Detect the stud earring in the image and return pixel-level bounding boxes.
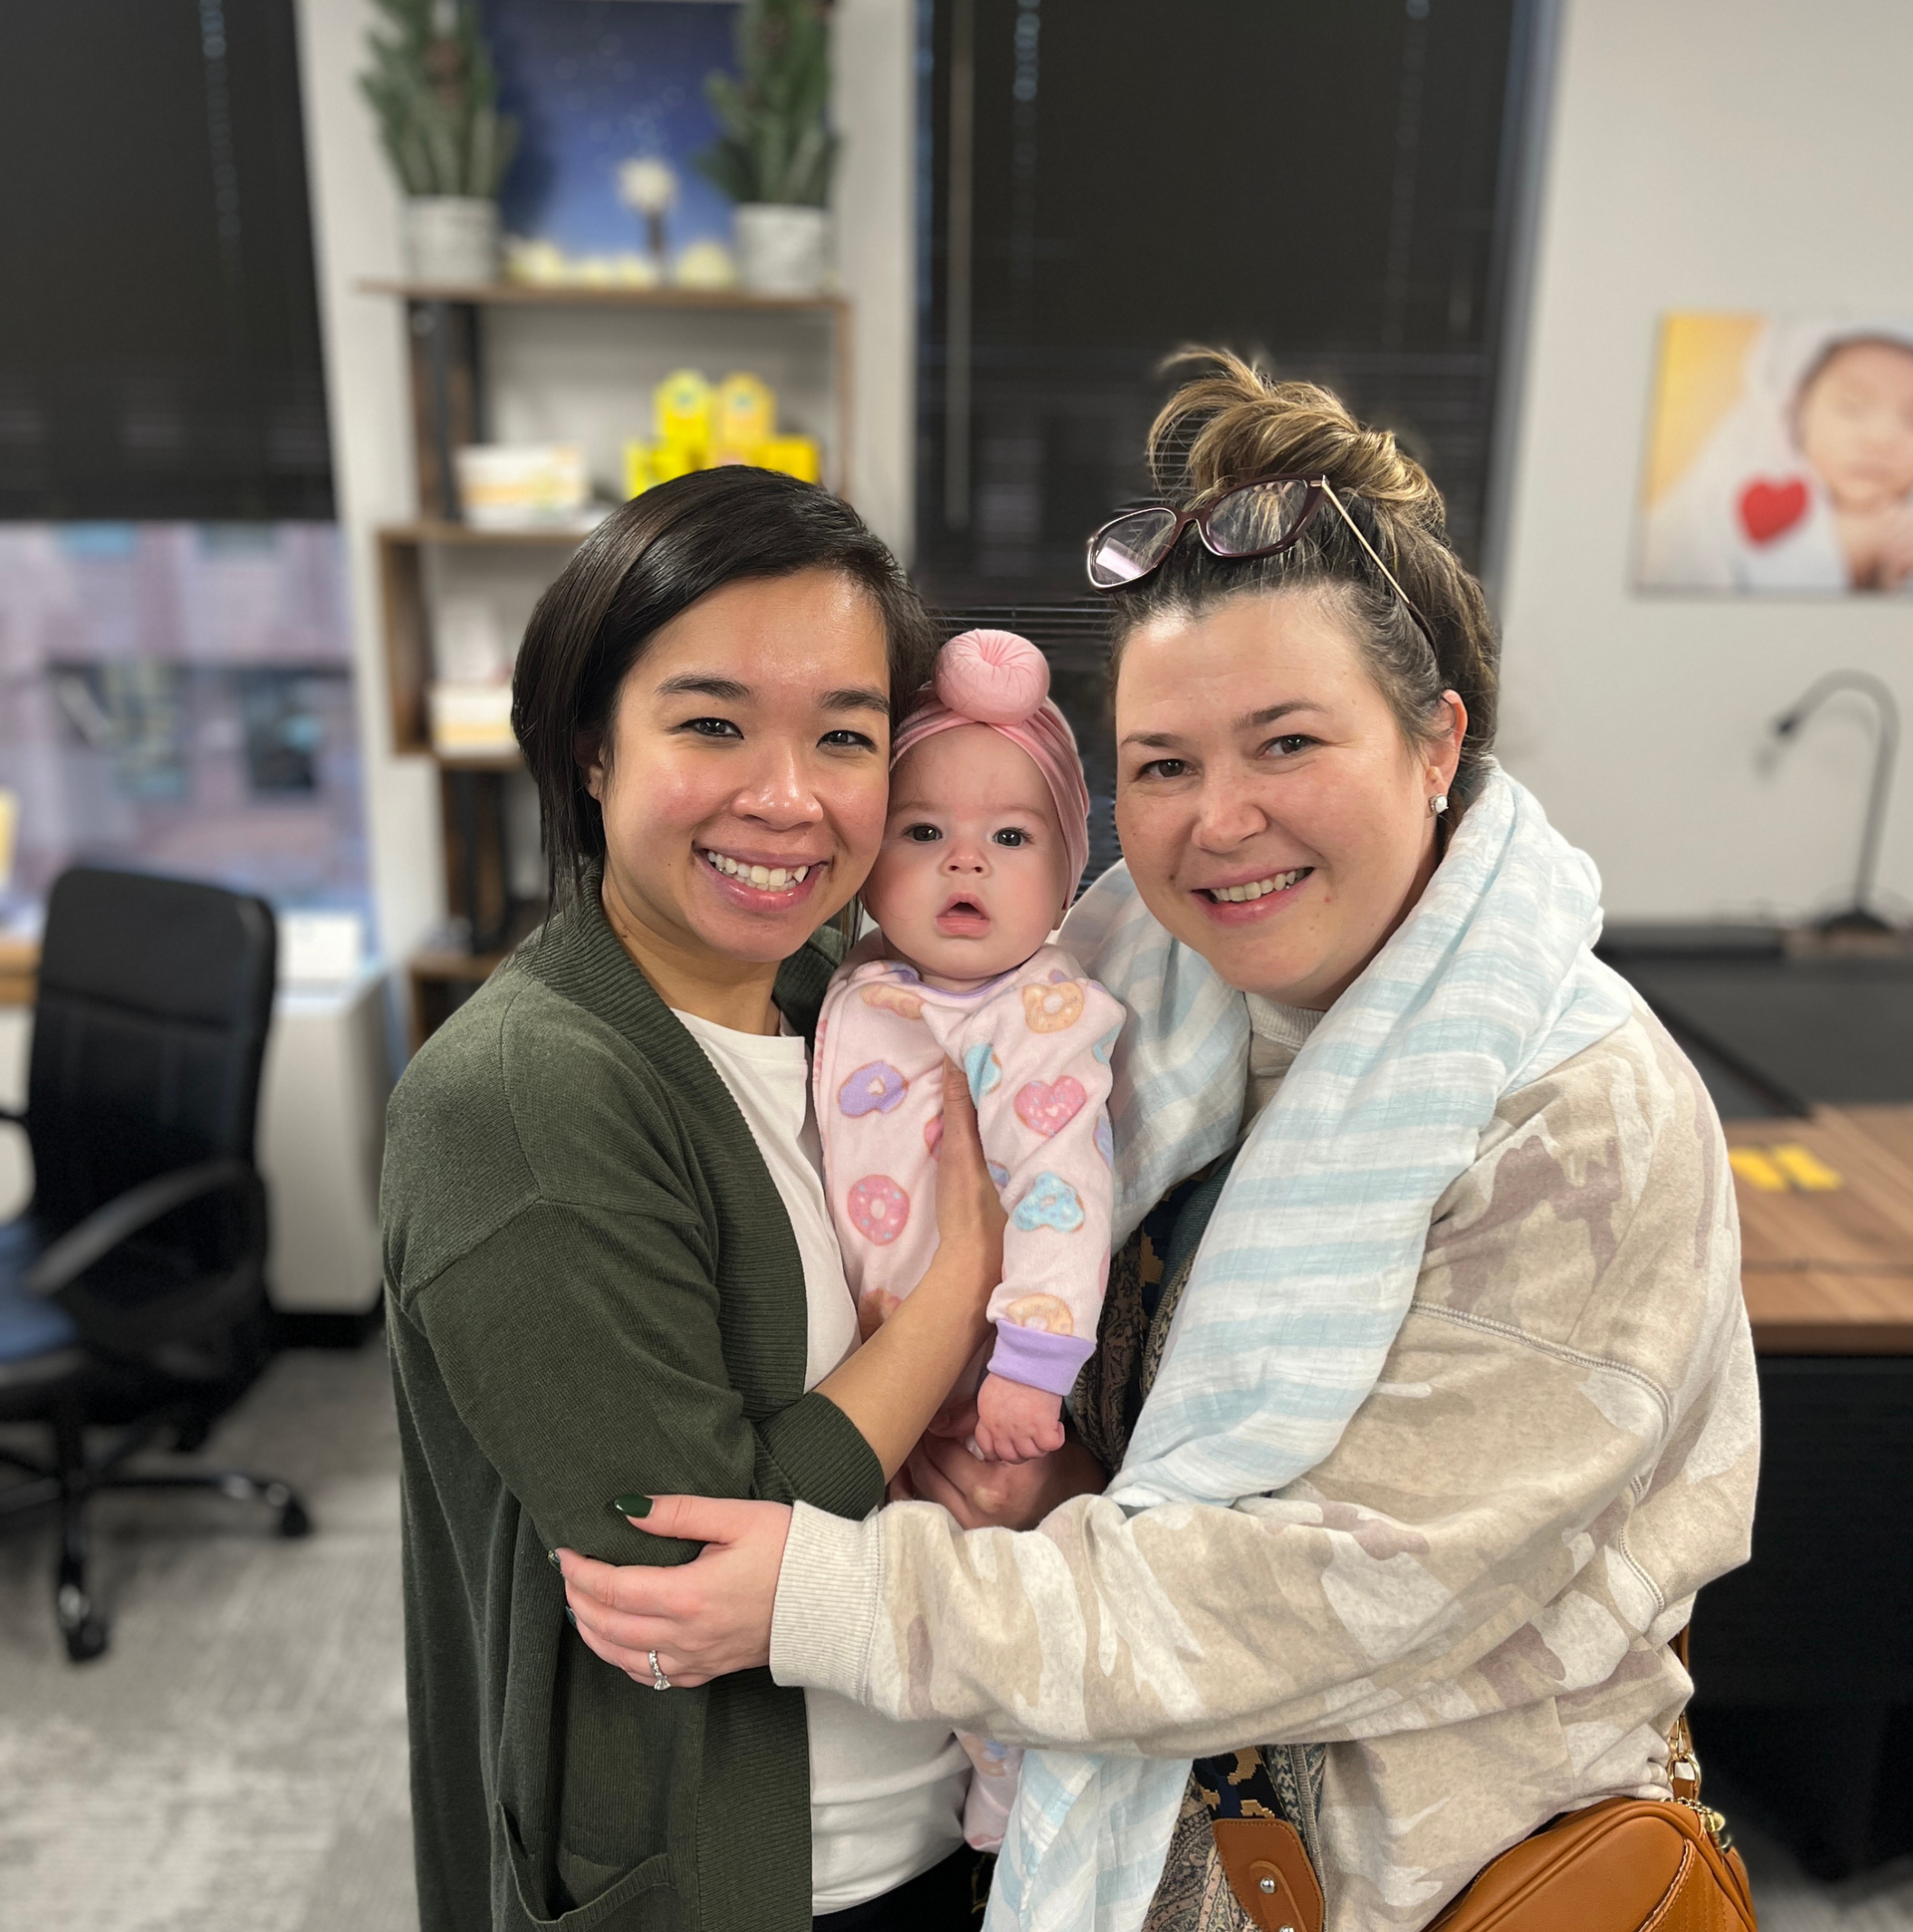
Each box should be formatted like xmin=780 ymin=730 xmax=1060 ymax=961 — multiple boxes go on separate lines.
xmin=1429 ymin=793 xmax=1449 ymax=817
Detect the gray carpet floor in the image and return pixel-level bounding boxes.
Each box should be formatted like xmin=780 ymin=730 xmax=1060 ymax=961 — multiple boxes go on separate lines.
xmin=1 ymin=1338 xmax=1907 ymax=1932
xmin=0 ymin=1339 xmax=413 ymax=1932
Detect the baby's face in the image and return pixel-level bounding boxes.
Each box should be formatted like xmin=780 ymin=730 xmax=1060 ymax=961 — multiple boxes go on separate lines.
xmin=862 ymin=725 xmax=1070 ymax=987
xmin=1797 ymin=341 xmax=1913 ymax=513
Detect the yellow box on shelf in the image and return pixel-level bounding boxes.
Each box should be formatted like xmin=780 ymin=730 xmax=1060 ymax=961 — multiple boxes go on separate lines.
xmin=428 ymin=682 xmax=517 ymax=757
xmin=712 ymin=372 xmax=776 ymax=462
xmin=624 ymin=368 xmax=819 ymax=494
xmin=757 ymin=434 xmax=820 ymax=482
xmin=654 ymin=369 xmax=712 ymax=462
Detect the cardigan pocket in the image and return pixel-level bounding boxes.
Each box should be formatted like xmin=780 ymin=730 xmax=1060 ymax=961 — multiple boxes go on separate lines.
xmin=498 ymin=1800 xmax=682 ymax=1930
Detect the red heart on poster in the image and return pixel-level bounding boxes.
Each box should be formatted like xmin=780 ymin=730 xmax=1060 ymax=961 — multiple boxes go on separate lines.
xmin=1738 ymin=475 xmax=1809 ymax=546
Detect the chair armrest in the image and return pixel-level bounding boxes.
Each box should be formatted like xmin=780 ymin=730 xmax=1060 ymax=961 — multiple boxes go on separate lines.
xmin=23 ymin=1158 xmax=261 ymax=1299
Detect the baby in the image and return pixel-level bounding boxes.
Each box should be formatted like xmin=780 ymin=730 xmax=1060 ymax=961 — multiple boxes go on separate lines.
xmin=817 ymin=631 xmax=1122 ymax=1461
xmin=813 ymin=630 xmax=1122 ymax=1850
xmin=1792 ymin=335 xmax=1913 ymax=592
xmin=815 ymin=629 xmax=1121 ymax=1463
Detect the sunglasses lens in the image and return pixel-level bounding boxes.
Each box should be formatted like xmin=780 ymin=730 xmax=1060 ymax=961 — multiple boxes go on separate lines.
xmin=1087 ymin=508 xmax=1179 ymax=588
xmin=1206 ymin=479 xmax=1314 ymax=557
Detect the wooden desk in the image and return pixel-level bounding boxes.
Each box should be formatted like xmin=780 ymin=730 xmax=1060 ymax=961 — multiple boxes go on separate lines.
xmin=0 ymin=937 xmax=36 ymax=1008
xmin=1726 ymin=1106 xmax=1913 ymax=1352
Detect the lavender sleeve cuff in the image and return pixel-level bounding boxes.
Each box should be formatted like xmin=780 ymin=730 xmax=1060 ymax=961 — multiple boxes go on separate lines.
xmin=988 ymin=1322 xmax=1096 ymax=1396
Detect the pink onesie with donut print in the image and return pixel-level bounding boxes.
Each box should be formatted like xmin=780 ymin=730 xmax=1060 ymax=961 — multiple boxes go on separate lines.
xmin=812 ymin=630 xmax=1123 ymax=1858
xmin=815 ymin=943 xmax=1121 ymax=1391
xmin=814 ymin=629 xmax=1122 ymax=1431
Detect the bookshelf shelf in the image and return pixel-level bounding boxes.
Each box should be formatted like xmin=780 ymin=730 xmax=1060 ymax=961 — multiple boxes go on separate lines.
xmin=362 ymin=282 xmax=854 ymax=1044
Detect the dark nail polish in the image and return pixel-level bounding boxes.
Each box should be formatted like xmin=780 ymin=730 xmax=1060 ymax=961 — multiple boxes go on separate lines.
xmin=547 ymin=1548 xmax=561 ymax=1571
xmin=611 ymin=1494 xmax=653 ymax=1518
xmin=565 ymin=1608 xmax=577 ymax=1629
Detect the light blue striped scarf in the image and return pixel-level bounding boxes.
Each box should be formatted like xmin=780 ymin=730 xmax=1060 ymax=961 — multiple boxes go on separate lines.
xmin=987 ymin=766 xmax=1636 ymax=1931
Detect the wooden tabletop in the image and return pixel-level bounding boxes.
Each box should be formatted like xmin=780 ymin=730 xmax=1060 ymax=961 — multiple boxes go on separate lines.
xmin=1726 ymin=1106 xmax=1913 ymax=1352
xmin=0 ymin=937 xmax=36 ymax=1008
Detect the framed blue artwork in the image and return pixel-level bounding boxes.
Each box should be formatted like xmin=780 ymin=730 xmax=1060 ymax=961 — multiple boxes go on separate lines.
xmin=488 ymin=0 xmax=742 ymax=284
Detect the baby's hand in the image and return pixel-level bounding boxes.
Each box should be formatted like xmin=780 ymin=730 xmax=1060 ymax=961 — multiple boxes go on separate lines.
xmin=1880 ymin=501 xmax=1913 ymax=593
xmin=973 ymin=1372 xmax=1066 ymax=1464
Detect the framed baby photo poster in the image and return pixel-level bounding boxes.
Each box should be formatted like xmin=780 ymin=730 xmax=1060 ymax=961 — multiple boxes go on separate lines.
xmin=1636 ymin=312 xmax=1913 ymax=595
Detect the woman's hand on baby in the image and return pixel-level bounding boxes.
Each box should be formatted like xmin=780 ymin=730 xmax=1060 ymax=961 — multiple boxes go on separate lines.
xmin=934 ymin=1058 xmax=1006 ymax=1302
xmin=972 ymin=1371 xmax=1066 ymax=1463
xmin=555 ymin=1496 xmax=792 ymax=1688
xmin=908 ymin=1398 xmax=1108 ymax=1529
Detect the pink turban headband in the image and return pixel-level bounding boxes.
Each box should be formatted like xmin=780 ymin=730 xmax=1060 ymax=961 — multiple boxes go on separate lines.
xmin=891 ymin=629 xmax=1092 ymax=898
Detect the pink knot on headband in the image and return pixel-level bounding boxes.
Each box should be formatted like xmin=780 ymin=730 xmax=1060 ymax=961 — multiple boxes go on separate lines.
xmin=892 ymin=629 xmax=1093 ymax=900
xmin=935 ymin=627 xmax=1053 ymax=723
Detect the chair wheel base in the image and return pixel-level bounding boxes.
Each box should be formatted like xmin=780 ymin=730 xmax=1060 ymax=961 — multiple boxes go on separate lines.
xmin=278 ymin=1497 xmax=312 ymax=1538
xmin=63 ymin=1616 xmax=109 ymax=1663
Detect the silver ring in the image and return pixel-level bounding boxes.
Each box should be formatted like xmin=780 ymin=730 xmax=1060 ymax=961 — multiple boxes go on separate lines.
xmin=648 ymin=1648 xmax=671 ymax=1692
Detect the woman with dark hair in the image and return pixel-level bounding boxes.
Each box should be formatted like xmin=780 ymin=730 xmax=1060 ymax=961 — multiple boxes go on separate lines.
xmin=382 ymin=468 xmax=1006 ymax=1932
xmin=556 ymin=361 xmax=1759 ymax=1932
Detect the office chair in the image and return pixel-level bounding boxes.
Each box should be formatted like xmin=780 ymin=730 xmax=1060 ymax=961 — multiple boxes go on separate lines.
xmin=0 ymin=868 xmax=310 ymax=1662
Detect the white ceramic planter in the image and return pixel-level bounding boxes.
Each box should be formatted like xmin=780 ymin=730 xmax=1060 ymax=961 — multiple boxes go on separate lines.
xmin=733 ymin=203 xmax=828 ymax=297
xmin=405 ymin=196 xmax=500 ymax=284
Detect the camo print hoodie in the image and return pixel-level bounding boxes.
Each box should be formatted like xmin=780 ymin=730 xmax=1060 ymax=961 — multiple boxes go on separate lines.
xmin=768 ymin=1003 xmax=1760 ymax=1930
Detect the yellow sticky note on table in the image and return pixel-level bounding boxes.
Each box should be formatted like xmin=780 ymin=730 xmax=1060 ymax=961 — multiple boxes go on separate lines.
xmin=1768 ymin=1144 xmax=1843 ymax=1192
xmin=1728 ymin=1148 xmax=1788 ymax=1194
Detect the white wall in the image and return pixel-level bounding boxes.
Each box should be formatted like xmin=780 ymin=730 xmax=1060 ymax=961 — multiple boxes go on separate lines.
xmin=292 ymin=1 xmax=916 ymax=965
xmin=1496 ymin=0 xmax=1913 ymax=923
xmin=833 ymin=0 xmax=917 ymax=559
xmin=294 ymin=0 xmax=443 ymax=967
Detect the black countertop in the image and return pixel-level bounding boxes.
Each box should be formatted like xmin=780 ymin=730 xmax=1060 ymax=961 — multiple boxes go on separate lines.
xmin=1597 ymin=928 xmax=1913 ymax=1117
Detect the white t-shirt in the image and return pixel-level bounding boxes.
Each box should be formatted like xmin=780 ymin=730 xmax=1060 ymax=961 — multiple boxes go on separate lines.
xmin=673 ymin=1007 xmax=969 ymax=1914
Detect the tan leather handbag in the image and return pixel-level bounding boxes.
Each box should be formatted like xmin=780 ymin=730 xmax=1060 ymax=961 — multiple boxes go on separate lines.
xmin=1214 ymin=1632 xmax=1757 ymax=1932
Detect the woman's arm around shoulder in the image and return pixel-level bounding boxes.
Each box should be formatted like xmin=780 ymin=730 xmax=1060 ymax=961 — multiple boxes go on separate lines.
xmin=765 ymin=1006 xmax=1760 ymax=1755
xmin=384 ymin=971 xmax=881 ymax=1569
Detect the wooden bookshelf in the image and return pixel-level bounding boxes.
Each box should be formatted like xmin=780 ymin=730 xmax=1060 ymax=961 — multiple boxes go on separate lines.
xmin=380 ymin=518 xmax=597 ymax=547
xmin=363 ymin=278 xmax=854 ymax=1043
xmin=406 ymin=924 xmax=535 ymax=1050
xmin=358 ymin=277 xmax=853 ymax=512
xmin=358 ymin=277 xmax=848 ymax=316
xmin=376 ymin=522 xmax=584 ymax=760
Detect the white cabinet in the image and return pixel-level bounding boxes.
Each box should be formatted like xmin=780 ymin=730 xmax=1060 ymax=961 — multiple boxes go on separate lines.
xmin=256 ymin=968 xmax=392 ymax=1315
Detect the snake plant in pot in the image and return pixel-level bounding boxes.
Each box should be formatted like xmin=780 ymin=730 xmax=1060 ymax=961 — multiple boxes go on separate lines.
xmin=696 ymin=0 xmax=839 ymax=296
xmin=361 ymin=0 xmax=518 ymax=283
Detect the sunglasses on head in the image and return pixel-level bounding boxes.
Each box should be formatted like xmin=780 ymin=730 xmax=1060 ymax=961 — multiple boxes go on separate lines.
xmin=1085 ymin=472 xmax=1434 ymax=653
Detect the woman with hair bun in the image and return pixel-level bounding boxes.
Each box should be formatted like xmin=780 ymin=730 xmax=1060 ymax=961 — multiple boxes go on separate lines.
xmin=559 ymin=358 xmax=1760 ymax=1932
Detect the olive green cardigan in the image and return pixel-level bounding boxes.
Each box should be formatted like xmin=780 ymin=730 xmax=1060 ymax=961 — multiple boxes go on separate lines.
xmin=383 ymin=891 xmax=880 ymax=1932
